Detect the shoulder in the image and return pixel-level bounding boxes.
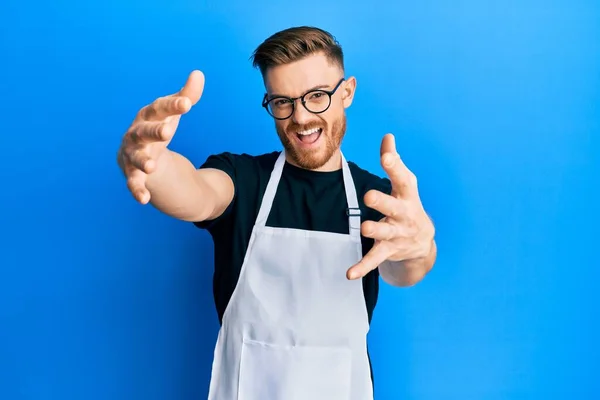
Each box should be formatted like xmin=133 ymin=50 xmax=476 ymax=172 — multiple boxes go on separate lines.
xmin=199 ymin=151 xmax=280 ymax=189
xmin=347 ymin=161 xmax=392 ymax=196
xmin=347 ymin=161 xmax=392 ymax=223
xmin=198 ymin=149 xmax=280 ymax=207
xmin=199 ymin=150 xmax=280 ymax=175
xmin=194 ymin=150 xmax=279 ymax=231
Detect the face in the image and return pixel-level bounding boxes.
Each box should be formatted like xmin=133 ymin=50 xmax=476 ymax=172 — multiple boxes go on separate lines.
xmin=264 ymin=53 xmax=356 ymax=171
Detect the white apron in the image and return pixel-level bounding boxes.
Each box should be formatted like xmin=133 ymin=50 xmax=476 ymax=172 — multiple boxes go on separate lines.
xmin=207 ymin=151 xmax=374 ymax=400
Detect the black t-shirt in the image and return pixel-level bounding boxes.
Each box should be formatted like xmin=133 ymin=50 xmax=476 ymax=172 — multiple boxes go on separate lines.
xmin=194 ymin=150 xmax=392 ymax=326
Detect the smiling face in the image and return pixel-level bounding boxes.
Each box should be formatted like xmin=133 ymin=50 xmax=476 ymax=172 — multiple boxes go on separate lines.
xmin=264 ymin=52 xmax=356 ymax=171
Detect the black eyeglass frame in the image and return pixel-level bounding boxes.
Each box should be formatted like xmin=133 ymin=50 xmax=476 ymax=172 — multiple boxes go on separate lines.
xmin=261 ymin=78 xmax=346 ymax=120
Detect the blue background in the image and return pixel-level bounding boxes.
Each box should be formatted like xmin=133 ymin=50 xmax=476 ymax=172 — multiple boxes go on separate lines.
xmin=1 ymin=0 xmax=598 ymax=399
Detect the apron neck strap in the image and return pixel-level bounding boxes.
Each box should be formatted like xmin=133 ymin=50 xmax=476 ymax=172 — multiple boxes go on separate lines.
xmin=254 ymin=151 xmax=286 ymax=227
xmin=341 ymin=153 xmax=362 ymax=241
xmin=255 ymin=151 xmax=362 ymax=241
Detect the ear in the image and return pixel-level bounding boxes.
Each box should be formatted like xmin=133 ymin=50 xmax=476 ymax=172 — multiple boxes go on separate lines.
xmin=342 ymin=76 xmax=357 ymax=108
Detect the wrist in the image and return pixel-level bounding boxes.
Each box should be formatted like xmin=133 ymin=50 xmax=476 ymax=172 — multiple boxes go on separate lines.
xmin=381 ymin=239 xmax=437 ymax=286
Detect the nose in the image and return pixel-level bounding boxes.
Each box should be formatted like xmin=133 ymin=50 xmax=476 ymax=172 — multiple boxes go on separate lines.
xmin=291 ymin=100 xmax=313 ymax=125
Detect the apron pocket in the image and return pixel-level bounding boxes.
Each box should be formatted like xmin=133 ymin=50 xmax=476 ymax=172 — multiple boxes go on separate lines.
xmin=238 ymin=338 xmax=352 ymax=400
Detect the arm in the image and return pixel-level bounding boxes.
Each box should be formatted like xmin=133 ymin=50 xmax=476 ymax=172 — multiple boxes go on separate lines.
xmin=118 ymin=70 xmax=234 ymax=223
xmin=145 ymin=150 xmax=234 ymax=222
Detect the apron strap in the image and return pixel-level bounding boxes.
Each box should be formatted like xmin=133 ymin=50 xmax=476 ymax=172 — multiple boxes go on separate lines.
xmin=340 ymin=153 xmax=362 ymax=242
xmin=255 ymin=151 xmax=286 ymax=227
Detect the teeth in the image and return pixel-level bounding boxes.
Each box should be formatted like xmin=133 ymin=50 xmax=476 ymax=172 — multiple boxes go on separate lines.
xmin=297 ymin=128 xmax=320 ymax=136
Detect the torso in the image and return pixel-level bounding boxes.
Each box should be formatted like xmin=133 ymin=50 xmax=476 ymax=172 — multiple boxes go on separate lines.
xmin=194 ymin=151 xmax=392 ymax=326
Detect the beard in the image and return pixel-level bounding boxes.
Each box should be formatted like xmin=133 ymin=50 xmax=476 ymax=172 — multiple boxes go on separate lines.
xmin=276 ymin=114 xmax=347 ymax=170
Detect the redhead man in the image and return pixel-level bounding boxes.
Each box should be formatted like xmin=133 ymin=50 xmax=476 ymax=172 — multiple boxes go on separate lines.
xmin=117 ymin=26 xmax=436 ymax=400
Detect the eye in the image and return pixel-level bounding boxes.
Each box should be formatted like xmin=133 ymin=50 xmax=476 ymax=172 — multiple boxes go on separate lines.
xmin=272 ymin=98 xmax=291 ymax=107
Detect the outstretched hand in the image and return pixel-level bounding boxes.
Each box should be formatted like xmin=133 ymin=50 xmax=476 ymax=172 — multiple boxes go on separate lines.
xmin=117 ymin=70 xmax=205 ymax=204
xmin=347 ymin=134 xmax=435 ymax=280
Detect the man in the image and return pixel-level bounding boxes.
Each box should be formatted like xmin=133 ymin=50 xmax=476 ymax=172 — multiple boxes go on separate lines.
xmin=117 ymin=26 xmax=436 ymax=400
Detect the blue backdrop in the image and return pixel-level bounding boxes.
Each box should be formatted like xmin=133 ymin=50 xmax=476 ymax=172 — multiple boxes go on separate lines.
xmin=1 ymin=1 xmax=598 ymax=399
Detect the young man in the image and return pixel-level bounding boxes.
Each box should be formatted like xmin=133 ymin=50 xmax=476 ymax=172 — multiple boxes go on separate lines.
xmin=117 ymin=26 xmax=436 ymax=400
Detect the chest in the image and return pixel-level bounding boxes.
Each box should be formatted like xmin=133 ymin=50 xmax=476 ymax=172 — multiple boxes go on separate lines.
xmin=266 ymin=174 xmax=351 ymax=234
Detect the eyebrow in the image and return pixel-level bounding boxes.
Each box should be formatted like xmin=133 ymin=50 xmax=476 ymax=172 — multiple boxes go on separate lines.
xmin=269 ymin=83 xmax=332 ymax=98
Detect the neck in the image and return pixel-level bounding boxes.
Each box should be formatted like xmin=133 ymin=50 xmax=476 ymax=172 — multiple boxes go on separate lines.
xmin=285 ymin=149 xmax=343 ymax=172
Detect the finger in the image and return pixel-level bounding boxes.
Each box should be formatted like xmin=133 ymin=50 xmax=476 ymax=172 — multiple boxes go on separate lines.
xmin=125 ymin=145 xmax=156 ymax=173
xmin=379 ymin=134 xmax=411 ymax=195
xmin=131 ymin=120 xmax=174 ymax=143
xmin=140 ymin=96 xmax=192 ymax=121
xmin=361 ymin=220 xmax=400 ymax=242
xmin=380 ymin=133 xmax=397 ymax=157
xmin=178 ymin=70 xmax=205 ymax=106
xmin=116 ymin=148 xmax=127 ymax=176
xmin=379 ymin=134 xmax=404 ymax=183
xmin=347 ymin=241 xmax=392 ymax=280
xmin=125 ymin=167 xmax=150 ymax=204
xmin=383 ymin=156 xmax=415 ymax=200
xmin=364 ymin=189 xmax=405 ymax=220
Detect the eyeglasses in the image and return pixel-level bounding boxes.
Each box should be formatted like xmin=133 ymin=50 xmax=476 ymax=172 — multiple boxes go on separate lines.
xmin=262 ymin=78 xmax=345 ymax=120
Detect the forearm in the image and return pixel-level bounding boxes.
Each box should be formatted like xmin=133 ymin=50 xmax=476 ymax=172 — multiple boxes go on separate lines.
xmin=145 ymin=150 xmax=228 ymax=222
xmin=379 ymin=239 xmax=437 ymax=287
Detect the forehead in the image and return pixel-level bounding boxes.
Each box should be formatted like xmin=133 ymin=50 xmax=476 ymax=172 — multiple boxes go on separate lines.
xmin=264 ymin=53 xmax=342 ymax=96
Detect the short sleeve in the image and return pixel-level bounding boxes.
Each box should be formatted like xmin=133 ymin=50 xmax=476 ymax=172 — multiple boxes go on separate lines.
xmin=193 ymin=152 xmax=238 ymax=231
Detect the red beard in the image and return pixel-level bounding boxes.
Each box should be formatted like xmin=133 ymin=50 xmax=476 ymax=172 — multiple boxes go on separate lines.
xmin=276 ymin=114 xmax=346 ymax=170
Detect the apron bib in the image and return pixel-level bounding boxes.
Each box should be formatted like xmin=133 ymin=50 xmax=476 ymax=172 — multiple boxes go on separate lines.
xmin=207 ymin=151 xmax=374 ymax=400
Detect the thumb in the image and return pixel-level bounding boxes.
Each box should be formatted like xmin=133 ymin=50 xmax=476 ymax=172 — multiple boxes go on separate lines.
xmin=380 ymin=133 xmax=396 ymax=157
xmin=178 ymin=70 xmax=205 ymax=106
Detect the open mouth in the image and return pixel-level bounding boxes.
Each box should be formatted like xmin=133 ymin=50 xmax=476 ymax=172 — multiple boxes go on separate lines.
xmin=295 ymin=127 xmax=323 ymax=145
